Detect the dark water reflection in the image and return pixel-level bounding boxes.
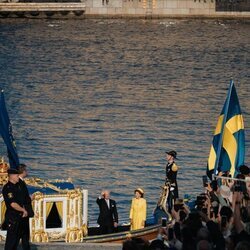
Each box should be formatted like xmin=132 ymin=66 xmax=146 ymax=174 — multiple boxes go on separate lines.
xmin=0 ymin=19 xmax=249 ymax=223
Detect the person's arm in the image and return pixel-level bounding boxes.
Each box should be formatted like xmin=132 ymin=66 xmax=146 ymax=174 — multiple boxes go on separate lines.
xmin=183 ymin=203 xmax=190 ymax=214
xmin=205 ymin=183 xmax=212 ymax=193
xmin=129 ymin=199 xmax=134 ymax=225
xmin=10 ymin=202 xmax=28 ymax=217
xmin=113 ymin=201 xmax=118 ymax=226
xmin=217 ymin=172 xmax=223 ymax=187
xmin=3 ymin=185 xmax=28 ymax=218
xmin=233 ymin=192 xmax=244 ymax=234
xmin=217 ymin=193 xmax=229 ymax=207
xmin=96 ymin=192 xmax=104 ymax=204
xmin=24 ymin=183 xmax=32 ymax=203
xmin=198 ymin=210 xmax=210 ymax=223
xmin=141 ymin=199 xmax=147 ymax=227
xmin=171 ymin=207 xmax=179 ymax=221
xmin=96 ymin=198 xmax=101 ymax=204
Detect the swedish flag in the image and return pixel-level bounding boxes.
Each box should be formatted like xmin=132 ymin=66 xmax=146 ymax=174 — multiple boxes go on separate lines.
xmin=0 ymin=90 xmax=20 ymax=169
xmin=207 ymin=80 xmax=245 ymax=177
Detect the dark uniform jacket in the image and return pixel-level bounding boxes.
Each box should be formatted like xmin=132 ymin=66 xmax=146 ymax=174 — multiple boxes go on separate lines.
xmin=18 ymin=178 xmax=34 ymax=218
xmin=2 ymin=181 xmax=26 ymax=225
xmin=166 ymin=161 xmax=179 ymax=198
xmin=96 ymin=198 xmax=118 ymax=226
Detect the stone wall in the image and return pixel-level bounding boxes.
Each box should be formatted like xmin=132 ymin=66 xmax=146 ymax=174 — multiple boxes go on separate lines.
xmin=85 ymin=0 xmax=250 ymax=17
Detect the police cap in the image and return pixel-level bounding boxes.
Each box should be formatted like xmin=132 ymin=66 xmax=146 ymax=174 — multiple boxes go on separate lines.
xmin=7 ymin=168 xmax=19 ymax=175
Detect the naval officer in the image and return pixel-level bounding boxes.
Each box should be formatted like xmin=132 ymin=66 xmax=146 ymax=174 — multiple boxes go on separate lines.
xmin=165 ymin=150 xmax=179 ymax=212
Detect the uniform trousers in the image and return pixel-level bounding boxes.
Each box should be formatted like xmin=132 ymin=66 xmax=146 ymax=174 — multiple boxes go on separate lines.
xmin=5 ymin=217 xmax=30 ymax=250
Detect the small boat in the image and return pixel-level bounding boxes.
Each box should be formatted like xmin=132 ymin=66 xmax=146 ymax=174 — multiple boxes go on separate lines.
xmin=0 ymin=157 xmax=171 ymax=243
xmin=0 ymin=90 xmax=171 ymax=243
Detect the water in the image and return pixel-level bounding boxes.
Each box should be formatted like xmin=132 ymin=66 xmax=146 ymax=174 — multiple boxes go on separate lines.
xmin=0 ymin=18 xmax=249 ymax=223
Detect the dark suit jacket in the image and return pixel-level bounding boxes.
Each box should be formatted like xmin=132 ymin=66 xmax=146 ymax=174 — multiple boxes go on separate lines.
xmin=18 ymin=178 xmax=34 ymax=218
xmin=96 ymin=198 xmax=118 ymax=226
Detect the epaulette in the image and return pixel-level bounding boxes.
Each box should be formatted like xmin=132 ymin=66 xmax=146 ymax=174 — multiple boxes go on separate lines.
xmin=172 ymin=163 xmax=178 ymax=172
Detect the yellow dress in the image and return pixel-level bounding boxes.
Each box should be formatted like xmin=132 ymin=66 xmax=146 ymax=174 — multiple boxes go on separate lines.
xmin=129 ymin=198 xmax=147 ymax=230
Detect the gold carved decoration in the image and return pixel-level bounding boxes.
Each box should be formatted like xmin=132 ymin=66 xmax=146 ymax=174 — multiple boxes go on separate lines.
xmin=31 ymin=230 xmax=48 ymax=243
xmin=0 ymin=161 xmax=86 ymax=243
xmin=65 ymin=224 xmax=87 ymax=243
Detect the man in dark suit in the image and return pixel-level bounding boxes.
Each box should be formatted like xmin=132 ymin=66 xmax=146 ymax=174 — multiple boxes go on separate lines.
xmin=96 ymin=190 xmax=118 ymax=235
xmin=17 ymin=164 xmax=34 ymax=250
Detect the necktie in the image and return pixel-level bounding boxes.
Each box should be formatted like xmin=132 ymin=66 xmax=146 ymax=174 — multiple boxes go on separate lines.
xmin=106 ymin=199 xmax=110 ymax=209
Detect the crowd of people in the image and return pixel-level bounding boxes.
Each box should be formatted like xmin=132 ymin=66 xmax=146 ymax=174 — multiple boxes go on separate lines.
xmin=122 ymin=164 xmax=250 ymax=250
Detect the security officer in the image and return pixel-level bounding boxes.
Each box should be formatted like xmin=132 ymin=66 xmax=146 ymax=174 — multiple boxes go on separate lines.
xmin=2 ymin=168 xmax=29 ymax=250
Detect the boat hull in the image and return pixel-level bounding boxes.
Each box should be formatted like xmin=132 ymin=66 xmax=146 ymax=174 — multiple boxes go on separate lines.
xmin=83 ymin=224 xmax=161 ymax=243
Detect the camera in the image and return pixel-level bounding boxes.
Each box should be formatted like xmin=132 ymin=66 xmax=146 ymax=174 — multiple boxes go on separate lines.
xmin=174 ymin=199 xmax=184 ymax=212
xmin=195 ymin=194 xmax=207 ymax=211
xmin=174 ymin=204 xmax=184 ymax=212
xmin=234 ymin=181 xmax=247 ymax=193
xmin=201 ymin=207 xmax=208 ymax=215
xmin=210 ymin=208 xmax=214 ymax=218
xmin=221 ymin=215 xmax=227 ymax=228
xmin=240 ymin=207 xmax=249 ymax=223
xmin=161 ymin=217 xmax=167 ymax=227
xmin=202 ymin=175 xmax=208 ymax=187
xmin=234 ymin=184 xmax=242 ymax=192
xmin=196 ymin=194 xmax=206 ymax=201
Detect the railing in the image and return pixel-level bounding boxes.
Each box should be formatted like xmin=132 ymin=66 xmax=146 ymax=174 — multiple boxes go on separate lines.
xmin=0 ymin=2 xmax=86 ymax=12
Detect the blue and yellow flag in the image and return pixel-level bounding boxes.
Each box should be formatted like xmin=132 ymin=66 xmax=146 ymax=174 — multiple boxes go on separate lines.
xmin=0 ymin=90 xmax=20 ymax=169
xmin=207 ymin=80 xmax=245 ymax=177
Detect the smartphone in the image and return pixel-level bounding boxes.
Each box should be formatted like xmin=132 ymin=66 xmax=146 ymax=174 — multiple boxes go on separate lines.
xmin=201 ymin=207 xmax=208 ymax=215
xmin=234 ymin=183 xmax=242 ymax=192
xmin=240 ymin=182 xmax=247 ymax=193
xmin=221 ymin=215 xmax=227 ymax=228
xmin=210 ymin=209 xmax=214 ymax=218
xmin=161 ymin=217 xmax=167 ymax=227
xmin=168 ymin=227 xmax=174 ymax=241
xmin=202 ymin=175 xmax=208 ymax=187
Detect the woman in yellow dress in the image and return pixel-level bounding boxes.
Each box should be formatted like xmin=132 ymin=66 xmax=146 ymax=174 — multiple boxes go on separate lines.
xmin=129 ymin=188 xmax=147 ymax=231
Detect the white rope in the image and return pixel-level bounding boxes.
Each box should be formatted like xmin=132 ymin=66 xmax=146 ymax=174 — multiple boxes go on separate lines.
xmin=215 ymin=175 xmax=249 ymax=183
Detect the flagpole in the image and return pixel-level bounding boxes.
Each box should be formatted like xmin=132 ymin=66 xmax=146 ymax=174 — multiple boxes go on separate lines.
xmin=213 ymin=80 xmax=234 ymax=175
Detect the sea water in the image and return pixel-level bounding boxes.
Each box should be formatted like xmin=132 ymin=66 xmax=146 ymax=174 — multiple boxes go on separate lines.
xmin=0 ymin=18 xmax=249 ymax=222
